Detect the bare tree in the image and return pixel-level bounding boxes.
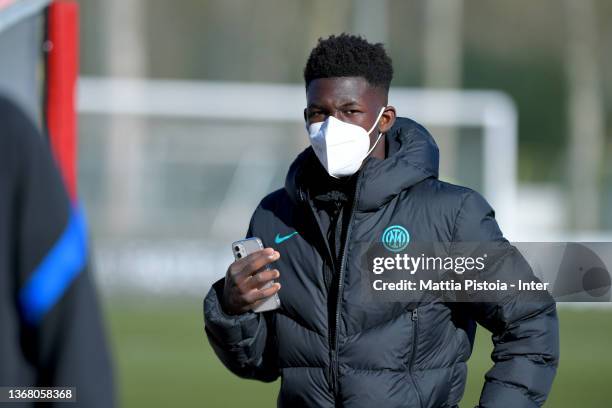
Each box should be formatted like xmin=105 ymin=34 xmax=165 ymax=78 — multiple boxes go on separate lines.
xmin=423 ymin=0 xmax=464 ymax=182
xmin=352 ymin=0 xmax=389 ymax=44
xmin=564 ymin=0 xmax=605 ymax=230
xmin=104 ymin=0 xmax=148 ymax=234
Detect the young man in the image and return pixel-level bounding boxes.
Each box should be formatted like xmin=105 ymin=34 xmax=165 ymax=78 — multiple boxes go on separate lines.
xmin=204 ymin=34 xmax=559 ymax=408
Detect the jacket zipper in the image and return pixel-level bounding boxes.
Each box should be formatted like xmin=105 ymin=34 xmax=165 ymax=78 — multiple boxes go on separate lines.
xmin=330 ymin=173 xmax=362 ymax=398
xmin=409 ymin=308 xmax=424 ymax=408
xmin=299 ymin=171 xmax=362 ymax=399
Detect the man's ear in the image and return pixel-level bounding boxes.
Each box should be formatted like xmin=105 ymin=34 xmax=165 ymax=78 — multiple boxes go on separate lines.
xmin=379 ymin=106 xmax=396 ymax=133
xmin=303 ymin=108 xmax=308 ymax=124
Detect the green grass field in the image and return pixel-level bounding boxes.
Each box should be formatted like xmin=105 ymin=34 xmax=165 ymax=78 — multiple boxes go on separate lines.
xmin=105 ymin=298 xmax=611 ymax=407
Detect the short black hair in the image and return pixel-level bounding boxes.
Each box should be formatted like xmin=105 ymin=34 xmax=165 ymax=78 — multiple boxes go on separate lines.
xmin=303 ymin=33 xmax=393 ymax=91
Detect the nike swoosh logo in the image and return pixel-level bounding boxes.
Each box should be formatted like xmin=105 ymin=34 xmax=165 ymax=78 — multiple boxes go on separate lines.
xmin=274 ymin=231 xmax=298 ymax=244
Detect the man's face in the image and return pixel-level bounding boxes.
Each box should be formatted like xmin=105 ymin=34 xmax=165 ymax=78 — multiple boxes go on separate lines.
xmin=304 ymin=77 xmax=396 ymax=158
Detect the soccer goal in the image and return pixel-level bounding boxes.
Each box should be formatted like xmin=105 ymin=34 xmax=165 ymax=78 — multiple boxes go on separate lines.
xmin=76 ymin=78 xmax=518 ymax=295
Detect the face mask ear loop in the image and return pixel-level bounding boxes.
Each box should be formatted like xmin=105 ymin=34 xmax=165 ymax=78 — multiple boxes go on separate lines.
xmin=363 ymin=106 xmax=387 ymax=157
xmin=365 ymin=131 xmax=384 ymax=157
xmin=366 ymin=106 xmax=387 ymax=135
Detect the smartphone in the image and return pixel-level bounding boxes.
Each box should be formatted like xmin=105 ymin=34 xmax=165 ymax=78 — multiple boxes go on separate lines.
xmin=231 ymin=237 xmax=281 ymax=313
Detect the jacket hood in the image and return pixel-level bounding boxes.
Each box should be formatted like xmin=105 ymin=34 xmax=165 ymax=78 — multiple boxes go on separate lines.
xmin=285 ymin=117 xmax=439 ymax=212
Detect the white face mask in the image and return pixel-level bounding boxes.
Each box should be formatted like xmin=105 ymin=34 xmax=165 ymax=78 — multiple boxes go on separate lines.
xmin=307 ymin=107 xmax=386 ymax=178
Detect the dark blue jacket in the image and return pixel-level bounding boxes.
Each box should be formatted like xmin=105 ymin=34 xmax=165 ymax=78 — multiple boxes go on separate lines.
xmin=204 ymin=117 xmax=559 ymax=407
xmin=0 ymin=96 xmax=115 ymax=407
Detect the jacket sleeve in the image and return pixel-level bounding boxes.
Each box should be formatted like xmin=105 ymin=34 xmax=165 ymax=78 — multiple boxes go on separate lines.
xmin=7 ymin=97 xmax=115 ymax=407
xmin=453 ymin=191 xmax=559 ymax=408
xmin=203 ymin=212 xmax=279 ymax=382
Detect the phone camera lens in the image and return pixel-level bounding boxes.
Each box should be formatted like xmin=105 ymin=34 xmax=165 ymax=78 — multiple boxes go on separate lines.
xmin=236 ymin=253 xmax=242 ymax=258
xmin=234 ymin=246 xmax=240 ymax=252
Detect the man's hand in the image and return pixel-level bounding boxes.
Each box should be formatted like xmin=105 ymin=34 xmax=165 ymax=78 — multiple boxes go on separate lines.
xmin=222 ymin=247 xmax=281 ymax=315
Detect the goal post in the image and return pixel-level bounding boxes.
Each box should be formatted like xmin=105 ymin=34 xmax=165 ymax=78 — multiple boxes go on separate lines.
xmin=78 ymin=78 xmax=519 ymax=238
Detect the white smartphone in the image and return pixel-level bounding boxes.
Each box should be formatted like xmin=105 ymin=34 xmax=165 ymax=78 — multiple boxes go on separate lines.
xmin=231 ymin=237 xmax=281 ymax=313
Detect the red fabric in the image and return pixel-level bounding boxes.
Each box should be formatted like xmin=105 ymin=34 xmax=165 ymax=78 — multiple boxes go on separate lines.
xmin=46 ymin=1 xmax=79 ymax=200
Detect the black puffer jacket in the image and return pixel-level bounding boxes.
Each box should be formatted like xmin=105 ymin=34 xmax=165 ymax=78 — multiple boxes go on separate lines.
xmin=204 ymin=117 xmax=559 ymax=408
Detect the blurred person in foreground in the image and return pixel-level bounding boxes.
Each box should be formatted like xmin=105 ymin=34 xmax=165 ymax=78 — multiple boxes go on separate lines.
xmin=204 ymin=34 xmax=559 ymax=408
xmin=0 ymin=95 xmax=114 ymax=407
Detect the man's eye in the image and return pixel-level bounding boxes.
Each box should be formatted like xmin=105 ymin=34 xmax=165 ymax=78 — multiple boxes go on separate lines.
xmin=345 ymin=110 xmax=359 ymax=115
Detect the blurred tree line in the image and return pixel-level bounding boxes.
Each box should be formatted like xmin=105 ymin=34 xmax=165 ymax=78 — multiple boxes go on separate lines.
xmin=77 ymin=0 xmax=612 ymax=228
